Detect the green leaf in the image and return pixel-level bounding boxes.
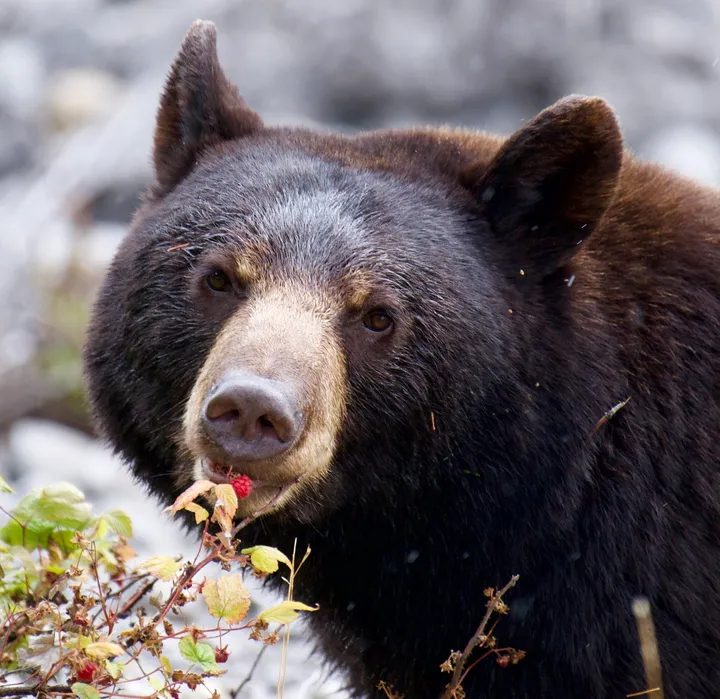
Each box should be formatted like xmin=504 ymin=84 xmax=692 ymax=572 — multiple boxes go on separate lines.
xmin=71 ymin=683 xmax=101 ymax=699
xmin=178 ymin=637 xmax=220 ymax=672
xmin=0 ymin=475 xmax=14 ymax=493
xmin=99 ymin=510 xmax=133 ymax=538
xmin=202 ymin=574 xmax=251 ymax=624
xmin=241 ymin=545 xmax=292 ymax=574
xmin=42 ymin=482 xmax=85 ymax=503
xmin=257 ymin=600 xmax=319 ymax=625
xmin=0 ymin=518 xmax=72 ymax=552
xmin=11 ymin=483 xmax=92 ymax=532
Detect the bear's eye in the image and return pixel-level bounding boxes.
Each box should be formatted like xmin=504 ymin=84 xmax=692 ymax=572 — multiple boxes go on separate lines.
xmin=206 ymin=270 xmax=231 ymax=292
xmin=362 ymin=309 xmax=394 ymax=333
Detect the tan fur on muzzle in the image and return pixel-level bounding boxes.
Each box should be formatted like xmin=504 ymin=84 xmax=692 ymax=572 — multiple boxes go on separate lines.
xmin=180 ymin=281 xmax=347 ymax=516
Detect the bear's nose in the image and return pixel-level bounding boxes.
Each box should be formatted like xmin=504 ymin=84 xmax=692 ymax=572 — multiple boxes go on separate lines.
xmin=202 ymin=373 xmax=302 ymax=461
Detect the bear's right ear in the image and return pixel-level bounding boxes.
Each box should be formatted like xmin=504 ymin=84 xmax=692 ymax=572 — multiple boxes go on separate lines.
xmin=465 ymin=96 xmax=622 ymax=280
xmin=152 ymin=20 xmax=263 ymax=195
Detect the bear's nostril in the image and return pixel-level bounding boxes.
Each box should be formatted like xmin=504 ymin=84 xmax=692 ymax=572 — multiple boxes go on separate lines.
xmin=214 ymin=408 xmax=241 ymax=423
xmin=205 ymin=393 xmax=241 ymax=422
xmin=257 ymin=415 xmax=277 ymax=436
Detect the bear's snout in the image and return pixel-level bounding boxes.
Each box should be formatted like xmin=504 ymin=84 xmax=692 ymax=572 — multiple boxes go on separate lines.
xmin=202 ymin=372 xmax=303 ymax=461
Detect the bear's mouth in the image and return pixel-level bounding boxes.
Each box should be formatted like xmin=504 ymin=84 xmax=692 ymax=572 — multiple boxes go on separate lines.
xmin=202 ymin=458 xmax=276 ymax=490
xmin=190 ymin=457 xmax=296 ymax=517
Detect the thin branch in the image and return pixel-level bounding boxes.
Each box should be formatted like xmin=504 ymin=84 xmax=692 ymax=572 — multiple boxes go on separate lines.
xmin=110 ymin=576 xmax=158 ymax=623
xmin=229 ymin=644 xmax=269 ymax=698
xmin=0 ymin=683 xmax=73 ymax=696
xmin=89 ymin=542 xmax=113 ymax=631
xmin=441 ymin=574 xmax=520 ymax=699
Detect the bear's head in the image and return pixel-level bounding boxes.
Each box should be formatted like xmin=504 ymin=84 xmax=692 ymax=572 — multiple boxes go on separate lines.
xmin=84 ymin=20 xmax=623 ymax=524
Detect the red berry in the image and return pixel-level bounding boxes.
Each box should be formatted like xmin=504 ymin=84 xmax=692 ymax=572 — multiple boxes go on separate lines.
xmin=77 ymin=661 xmax=97 ymax=683
xmin=231 ymin=475 xmax=253 ymax=499
xmin=215 ymin=645 xmax=230 ymax=663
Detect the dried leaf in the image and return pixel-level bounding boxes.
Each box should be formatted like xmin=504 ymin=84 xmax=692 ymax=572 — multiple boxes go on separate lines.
xmin=86 ymin=641 xmax=124 ymax=660
xmin=184 ymin=502 xmax=209 ymax=524
xmin=164 ymin=480 xmax=214 ymax=517
xmin=212 ymin=484 xmax=237 ymax=533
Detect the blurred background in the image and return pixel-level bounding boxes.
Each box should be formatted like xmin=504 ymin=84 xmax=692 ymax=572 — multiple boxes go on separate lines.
xmin=1 ymin=0 xmax=720 ymax=696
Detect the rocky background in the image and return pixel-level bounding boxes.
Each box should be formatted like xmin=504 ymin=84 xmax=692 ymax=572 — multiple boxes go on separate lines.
xmin=1 ymin=0 xmax=720 ymax=696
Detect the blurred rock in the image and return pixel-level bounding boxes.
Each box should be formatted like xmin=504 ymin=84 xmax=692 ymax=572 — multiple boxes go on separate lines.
xmin=0 ymin=37 xmax=45 ymax=120
xmin=8 ymin=418 xmax=119 ymax=493
xmin=47 ymin=68 xmax=124 ymax=131
xmin=75 ymin=222 xmax=127 ymax=273
xmin=642 ymin=124 xmax=720 ymax=187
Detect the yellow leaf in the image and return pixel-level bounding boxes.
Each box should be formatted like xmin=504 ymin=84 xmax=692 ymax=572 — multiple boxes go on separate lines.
xmin=160 ymin=656 xmax=172 ymax=675
xmin=140 ymin=555 xmax=181 ymax=581
xmin=0 ymin=475 xmax=14 ymax=493
xmin=212 ymin=483 xmax=237 ymax=533
xmin=241 ymin=545 xmax=292 ymax=574
xmin=202 ymin=574 xmax=251 ymax=624
xmin=149 ymin=675 xmax=165 ymax=691
xmin=105 ymin=661 xmax=124 ymax=680
xmin=184 ymin=502 xmax=209 ymax=524
xmin=86 ymin=641 xmax=124 ymax=660
xmin=164 ymin=480 xmax=214 ymax=517
xmin=257 ymin=600 xmax=319 ymax=625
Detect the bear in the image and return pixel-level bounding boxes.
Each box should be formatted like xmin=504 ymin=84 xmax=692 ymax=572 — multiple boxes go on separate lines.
xmin=83 ymin=19 xmax=720 ymax=699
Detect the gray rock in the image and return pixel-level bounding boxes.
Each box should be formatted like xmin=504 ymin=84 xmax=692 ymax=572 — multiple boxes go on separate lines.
xmin=641 ymin=124 xmax=720 ymax=187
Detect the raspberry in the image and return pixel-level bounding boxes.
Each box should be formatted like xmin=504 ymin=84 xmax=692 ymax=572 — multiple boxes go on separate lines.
xmin=77 ymin=662 xmax=97 ymax=683
xmin=230 ymin=475 xmax=253 ymax=499
xmin=215 ymin=645 xmax=230 ymax=663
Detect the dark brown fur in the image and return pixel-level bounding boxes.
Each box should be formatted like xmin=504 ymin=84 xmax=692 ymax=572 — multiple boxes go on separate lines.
xmin=84 ymin=20 xmax=720 ymax=698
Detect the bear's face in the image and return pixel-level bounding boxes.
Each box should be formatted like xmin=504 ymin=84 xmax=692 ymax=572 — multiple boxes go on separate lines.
xmin=89 ymin=134 xmax=504 ymax=519
xmin=84 ymin=20 xmax=623 ymax=524
xmin=168 ymin=143 xmax=495 ymax=517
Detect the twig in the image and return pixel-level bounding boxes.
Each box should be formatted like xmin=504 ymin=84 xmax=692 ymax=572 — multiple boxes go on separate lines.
xmin=590 ymin=396 xmax=631 ymax=436
xmin=0 ymin=683 xmax=73 ymax=696
xmin=632 ymin=597 xmax=664 ymax=699
xmin=229 ymin=644 xmax=268 ymax=698
xmin=441 ymin=575 xmax=520 ymax=699
xmin=111 ymin=576 xmax=158 ymax=623
xmin=277 ymin=539 xmax=299 ymax=699
xmin=626 ymin=689 xmax=662 ymax=697
xmin=89 ymin=542 xmax=113 ymax=630
xmin=377 ymin=680 xmax=403 ymax=698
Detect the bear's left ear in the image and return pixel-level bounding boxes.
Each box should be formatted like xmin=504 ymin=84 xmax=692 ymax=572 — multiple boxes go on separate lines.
xmin=466 ymin=96 xmax=623 ymax=279
xmin=152 ymin=20 xmax=263 ymax=195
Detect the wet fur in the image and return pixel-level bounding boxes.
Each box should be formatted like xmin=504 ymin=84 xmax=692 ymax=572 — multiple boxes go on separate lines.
xmin=84 ymin=21 xmax=720 ymax=699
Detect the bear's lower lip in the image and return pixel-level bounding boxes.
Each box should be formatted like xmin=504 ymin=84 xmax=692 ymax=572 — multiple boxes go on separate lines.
xmin=202 ymin=459 xmax=272 ymax=489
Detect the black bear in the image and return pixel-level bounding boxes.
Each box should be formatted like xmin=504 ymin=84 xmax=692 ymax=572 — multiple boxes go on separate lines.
xmin=84 ymin=19 xmax=720 ymax=699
